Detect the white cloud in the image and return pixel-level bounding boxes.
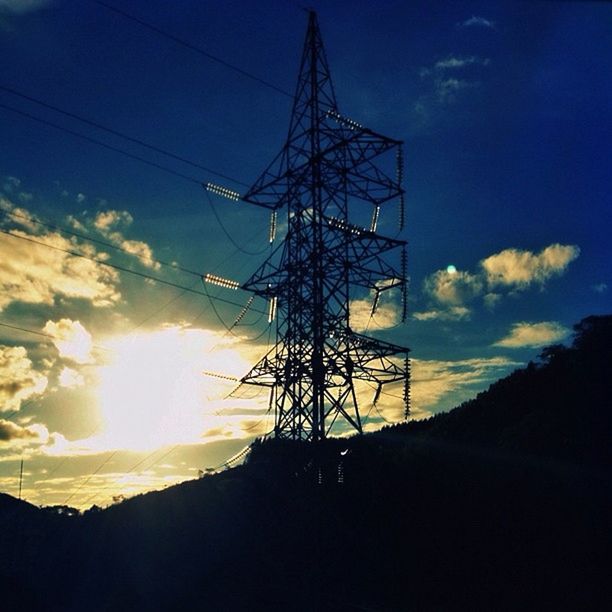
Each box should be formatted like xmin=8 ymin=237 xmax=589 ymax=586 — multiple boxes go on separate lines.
xmin=494 ymin=321 xmax=570 ymax=348
xmin=457 ymin=16 xmax=495 ymax=29
xmin=418 ymin=54 xmax=489 ymax=106
xmin=412 ymin=306 xmax=471 ymax=321
xmin=481 ymin=244 xmax=580 ymax=288
xmin=58 ymin=366 xmax=85 ymax=389
xmin=0 ymin=345 xmax=48 ymax=413
xmin=43 ymin=319 xmax=94 ymax=364
xmin=435 ymin=56 xmax=489 ymax=70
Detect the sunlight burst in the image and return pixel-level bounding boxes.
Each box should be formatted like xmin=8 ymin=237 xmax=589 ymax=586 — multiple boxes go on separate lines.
xmin=90 ymin=327 xmax=251 ymax=452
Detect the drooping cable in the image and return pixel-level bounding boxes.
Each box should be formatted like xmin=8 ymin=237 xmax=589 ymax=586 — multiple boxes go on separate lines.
xmin=93 ymin=1 xmax=294 ymax=100
xmin=0 ymin=228 xmax=267 ymax=315
xmin=0 ymin=84 xmax=248 ymax=187
xmin=0 ymin=102 xmax=203 ymax=185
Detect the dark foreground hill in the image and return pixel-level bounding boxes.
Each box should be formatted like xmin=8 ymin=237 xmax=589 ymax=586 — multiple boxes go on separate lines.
xmin=1 ymin=316 xmax=611 ymax=611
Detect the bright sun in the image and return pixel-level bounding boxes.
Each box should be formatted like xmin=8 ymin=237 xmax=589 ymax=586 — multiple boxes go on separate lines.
xmin=90 ymin=327 xmax=251 ymax=452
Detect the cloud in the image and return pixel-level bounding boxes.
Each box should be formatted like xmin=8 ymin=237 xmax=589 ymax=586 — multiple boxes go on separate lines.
xmin=0 ymin=228 xmax=120 ymax=309
xmin=418 ymin=54 xmax=489 ymax=105
xmin=412 ymin=306 xmax=471 ymax=321
xmin=43 ymin=319 xmax=94 ymax=364
xmin=418 ymin=243 xmax=580 ymax=319
xmin=0 ymin=419 xmax=39 ymax=442
xmin=494 ymin=321 xmax=570 ymax=348
xmin=115 ymin=238 xmax=158 ymax=269
xmin=592 ymin=283 xmax=608 ymax=294
xmin=435 ymin=56 xmax=490 ymax=70
xmin=92 ymin=209 xmax=159 ymax=270
xmin=0 ymin=197 xmax=39 ymax=231
xmin=58 ymin=366 xmax=85 ymax=389
xmin=350 ymin=295 xmax=400 ymax=332
xmin=436 ymin=78 xmax=475 ymax=103
xmin=481 ymin=244 xmax=580 ymax=288
xmin=2 ymin=175 xmax=20 ymax=191
xmin=423 ymin=268 xmax=483 ymax=305
xmin=457 ymin=16 xmax=495 ymax=29
xmin=0 ymin=198 xmax=121 ymax=310
xmin=93 ymin=209 xmax=133 ymax=232
xmin=0 ymin=345 xmax=48 ymax=413
xmin=410 ymin=356 xmax=518 ymax=414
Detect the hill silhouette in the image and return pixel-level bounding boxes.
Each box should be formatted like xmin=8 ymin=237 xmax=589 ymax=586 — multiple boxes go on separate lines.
xmin=1 ymin=315 xmax=611 ymax=611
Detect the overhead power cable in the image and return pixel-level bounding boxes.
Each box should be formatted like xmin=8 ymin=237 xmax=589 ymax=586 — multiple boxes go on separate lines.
xmin=2 ymin=209 xmax=205 ymax=278
xmin=0 ymin=102 xmax=203 ymax=185
xmin=203 ymin=189 xmax=270 ymax=256
xmin=0 ymin=84 xmax=249 ymax=188
xmin=93 ymin=1 xmax=294 ymax=100
xmin=0 ymin=228 xmax=267 ymax=315
xmin=63 ymin=450 xmax=119 ymax=505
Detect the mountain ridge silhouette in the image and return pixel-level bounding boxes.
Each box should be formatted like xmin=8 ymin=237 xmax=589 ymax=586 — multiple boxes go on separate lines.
xmin=1 ymin=315 xmax=610 ymax=611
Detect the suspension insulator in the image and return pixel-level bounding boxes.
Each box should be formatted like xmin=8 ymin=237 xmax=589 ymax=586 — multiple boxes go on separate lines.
xmin=401 ymin=246 xmax=408 ymax=322
xmin=269 ymin=211 xmax=277 ymax=243
xmin=370 ymin=205 xmax=380 ymax=233
xmin=403 ymin=355 xmax=411 ymax=419
xmin=397 ymin=145 xmax=405 ymax=231
xmin=232 ymin=295 xmax=255 ymax=328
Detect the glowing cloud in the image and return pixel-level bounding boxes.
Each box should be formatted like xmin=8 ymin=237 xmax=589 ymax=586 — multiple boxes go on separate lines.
xmin=44 ymin=319 xmax=94 ymax=364
xmin=58 ymin=366 xmax=85 ymax=389
xmin=91 ymin=209 xmax=159 ymax=269
xmin=0 ymin=345 xmax=48 ymax=413
xmin=410 ymin=356 xmax=519 ymax=414
xmin=0 ymin=227 xmax=120 ymax=310
xmin=418 ymin=243 xmax=580 ymax=318
xmin=494 ymin=321 xmax=570 ymax=348
xmin=423 ymin=268 xmax=483 ymax=305
xmin=350 ymin=296 xmax=399 ymax=332
xmin=89 ymin=326 xmax=256 ymax=452
xmin=481 ymin=244 xmax=580 ymax=289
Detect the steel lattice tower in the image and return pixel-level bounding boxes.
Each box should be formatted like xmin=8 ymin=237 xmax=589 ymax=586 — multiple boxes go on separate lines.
xmin=236 ymin=12 xmax=410 ymax=441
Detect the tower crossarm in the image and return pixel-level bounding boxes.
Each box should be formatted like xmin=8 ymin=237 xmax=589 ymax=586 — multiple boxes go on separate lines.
xmin=242 ymin=126 xmax=402 ymax=211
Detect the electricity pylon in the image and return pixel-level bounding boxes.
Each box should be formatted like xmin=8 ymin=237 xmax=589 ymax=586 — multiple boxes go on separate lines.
xmin=231 ymin=12 xmax=409 ymax=441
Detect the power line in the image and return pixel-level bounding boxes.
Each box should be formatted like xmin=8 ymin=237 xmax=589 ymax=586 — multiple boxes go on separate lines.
xmin=0 ymin=228 xmax=267 ymax=315
xmin=204 ymin=189 xmax=271 ymax=256
xmin=0 ymin=83 xmax=249 ymax=188
xmin=1 ymin=209 xmax=205 ymax=278
xmin=63 ymin=450 xmax=119 ymax=506
xmin=93 ymin=1 xmax=294 ymax=100
xmin=0 ymin=101 xmax=203 ymax=185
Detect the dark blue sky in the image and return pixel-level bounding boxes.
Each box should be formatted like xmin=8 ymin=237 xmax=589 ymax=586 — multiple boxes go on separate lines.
xmin=0 ymin=0 xmax=610 ymax=506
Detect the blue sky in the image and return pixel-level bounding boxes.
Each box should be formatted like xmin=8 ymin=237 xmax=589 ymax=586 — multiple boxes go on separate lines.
xmin=0 ymin=0 xmax=610 ymax=508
